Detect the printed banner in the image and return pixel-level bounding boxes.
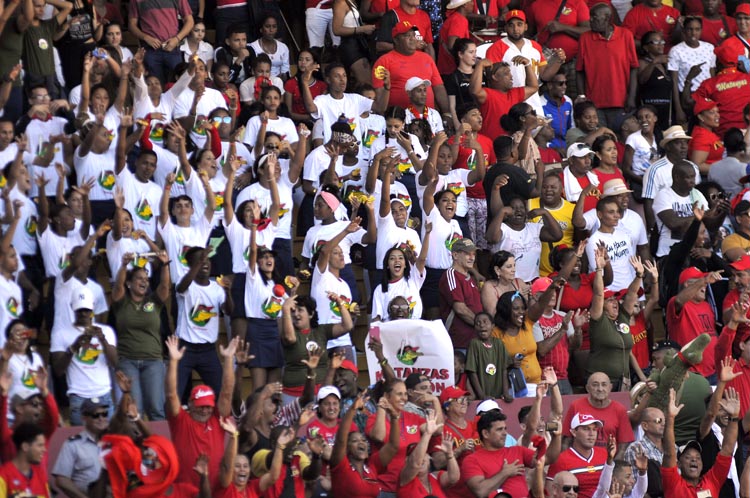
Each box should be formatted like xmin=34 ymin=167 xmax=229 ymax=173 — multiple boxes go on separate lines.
xmin=365 ymin=319 xmax=455 ymax=394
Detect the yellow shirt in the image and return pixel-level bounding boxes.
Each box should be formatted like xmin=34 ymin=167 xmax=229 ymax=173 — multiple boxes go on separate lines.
xmin=528 ymin=197 xmax=575 ymax=276
xmin=721 ymin=233 xmax=750 ymax=258
xmin=493 ymin=318 xmax=542 ymax=383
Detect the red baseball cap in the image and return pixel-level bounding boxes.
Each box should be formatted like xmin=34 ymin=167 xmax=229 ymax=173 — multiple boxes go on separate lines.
xmin=678 ymin=267 xmax=710 ymax=286
xmin=339 ymin=359 xmax=359 ymax=375
xmin=505 ymin=9 xmax=526 ymax=22
xmin=439 ymin=386 xmax=468 ymax=404
xmin=531 ymin=277 xmax=553 ymax=295
xmin=190 ymin=385 xmax=215 ymax=407
xmin=693 ymin=97 xmax=718 ymax=115
xmin=736 ymin=3 xmax=750 ymax=16
xmin=602 ymin=288 xmax=622 ymax=300
xmin=392 ymin=20 xmax=418 ymax=38
xmin=715 ymin=42 xmax=742 ymax=67
xmin=731 ymin=255 xmax=750 ymax=272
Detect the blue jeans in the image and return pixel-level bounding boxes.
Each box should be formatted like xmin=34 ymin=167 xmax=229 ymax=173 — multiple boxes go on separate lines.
xmin=143 ymin=46 xmax=183 ymax=85
xmin=69 ymin=392 xmax=114 ymax=426
xmin=117 ymin=358 xmax=166 ymax=421
xmin=177 ymin=341 xmax=223 ymax=404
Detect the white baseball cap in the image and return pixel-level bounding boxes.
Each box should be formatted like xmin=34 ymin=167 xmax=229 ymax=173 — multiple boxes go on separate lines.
xmin=317 ymin=385 xmax=342 ymax=402
xmin=405 ymin=77 xmax=431 ymax=93
xmin=570 ymin=412 xmax=603 ymax=430
xmin=567 ymin=142 xmax=593 ymax=159
xmin=71 ymin=287 xmax=95 ymax=311
xmin=476 ymin=399 xmax=502 ymax=415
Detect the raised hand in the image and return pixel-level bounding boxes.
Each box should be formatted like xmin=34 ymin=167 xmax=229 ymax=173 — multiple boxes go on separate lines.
xmin=542 ymin=366 xmax=558 ymax=386
xmin=301 ymin=344 xmax=323 ymax=370
xmin=219 ymin=336 xmax=240 ymax=359
xmin=629 ymin=255 xmax=644 ymax=275
xmin=643 ymin=259 xmax=658 ymax=280
xmin=719 ymin=386 xmax=741 ymax=418
xmin=166 ymin=335 xmax=186 ymax=361
xmin=606 ymin=434 xmax=617 ymax=463
xmin=277 ymin=427 xmax=295 ymax=446
xmin=667 ymin=388 xmax=684 ymax=418
xmin=633 ymin=443 xmax=648 ymax=474
xmin=609 ymin=480 xmax=625 ymax=498
xmin=115 ymin=370 xmax=132 ymax=393
xmin=219 ymin=416 xmax=238 ymax=434
xmin=193 ymin=454 xmax=209 ymax=477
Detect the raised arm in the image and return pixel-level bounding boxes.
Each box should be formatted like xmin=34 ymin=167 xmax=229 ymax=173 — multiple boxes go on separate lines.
xmin=589 ymin=243 xmax=608 ymax=320
xmin=217 ymin=337 xmax=240 ymax=417
xmin=399 ymin=410 xmax=442 ymax=486
xmin=470 ymin=59 xmax=491 ymax=105
xmin=164 ymin=335 xmax=186 ymax=418
xmin=288 ymin=124 xmax=309 ymax=184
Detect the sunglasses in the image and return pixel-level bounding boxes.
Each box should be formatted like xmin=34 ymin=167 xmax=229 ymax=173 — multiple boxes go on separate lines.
xmin=390 ymin=304 xmax=410 ymax=312
xmin=647 ymin=39 xmax=666 ymax=45
xmin=87 ymin=411 xmax=109 ymax=419
xmin=212 ymin=116 xmax=232 ymax=124
xmin=552 ymin=80 xmax=567 ymax=85
xmin=561 ymin=485 xmax=580 ymax=492
xmin=650 ymin=417 xmax=664 ymax=424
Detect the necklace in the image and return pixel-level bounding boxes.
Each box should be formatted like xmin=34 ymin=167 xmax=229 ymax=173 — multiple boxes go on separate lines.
xmin=408 ymin=105 xmax=429 ymax=121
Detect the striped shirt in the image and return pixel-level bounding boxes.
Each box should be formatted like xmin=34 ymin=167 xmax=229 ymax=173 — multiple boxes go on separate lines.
xmin=548 ymin=447 xmax=608 ymax=498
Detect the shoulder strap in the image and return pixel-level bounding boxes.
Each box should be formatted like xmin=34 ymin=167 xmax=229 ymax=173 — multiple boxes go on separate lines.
xmin=736 ymin=33 xmax=750 ymax=52
xmin=553 ymin=0 xmax=569 ymax=21
xmin=721 ymin=15 xmax=731 ymax=40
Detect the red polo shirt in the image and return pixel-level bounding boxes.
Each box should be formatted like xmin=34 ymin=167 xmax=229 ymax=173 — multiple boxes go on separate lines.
xmin=372 ymin=50 xmax=443 ymax=109
xmin=527 ymin=0 xmax=590 ymax=58
xmin=365 ymin=411 xmax=425 ymax=493
xmin=167 ymin=408 xmax=224 ymax=490
xmin=666 ymin=296 xmax=718 ymax=378
xmin=693 ymin=68 xmax=750 ymax=143
xmin=0 ymin=461 xmax=49 ymax=497
xmin=622 ymin=4 xmax=680 ymax=48
xmin=390 ymin=6 xmax=434 ymax=43
xmin=439 ymin=267 xmax=484 ymax=348
xmin=331 ymin=453 xmax=386 ymax=498
xmin=438 ymin=11 xmax=470 ymax=75
xmin=576 ymin=26 xmax=639 ymax=109
xmin=701 ymin=16 xmax=736 ymax=45
xmin=479 ymin=87 xmax=526 ymax=140
xmin=688 ymin=125 xmax=725 ymax=165
xmin=461 ymin=446 xmax=536 ymax=498
xmin=662 ymin=454 xmax=732 ymax=498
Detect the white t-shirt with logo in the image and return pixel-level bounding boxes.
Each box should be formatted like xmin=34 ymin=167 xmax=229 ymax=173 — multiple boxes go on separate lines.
xmin=26 ymin=117 xmax=68 ymax=198
xmin=50 ymin=322 xmax=117 ymax=397
xmin=243 ymin=115 xmax=299 ymax=149
xmin=158 ymin=217 xmax=212 ymax=282
xmin=302 ymin=221 xmax=367 ymax=265
xmin=225 ymin=218 xmax=278 ymax=274
xmin=423 ymin=208 xmax=462 ymax=270
xmin=303 ymin=145 xmax=344 ymax=190
xmin=370 ymin=179 xmax=411 ymax=215
xmin=236 ymin=175 xmax=295 ymax=240
xmin=117 ymin=168 xmax=162 ymax=240
xmin=0 ymin=275 xmax=23 ymax=348
xmin=375 ymin=212 xmax=422 ymax=270
xmin=582 ymin=208 xmax=648 ymax=250
xmin=176 ymin=281 xmax=225 ymax=343
xmin=0 ymin=185 xmax=39 ymax=256
xmin=416 ymin=169 xmax=472 ymax=216
xmin=6 ymin=352 xmax=44 ymax=414
xmin=37 ymin=228 xmax=86 ymax=279
xmin=653 ymin=188 xmax=708 ymax=257
xmin=51 ymin=277 xmax=108 ymax=336
xmin=585 ymin=228 xmax=636 ymax=291
xmin=105 ymin=232 xmax=153 ymax=281
xmin=311 ymin=263 xmax=352 ymax=349
xmin=73 ymin=148 xmax=117 ymax=201
xmin=244 ymin=267 xmax=286 ymax=320
xmin=173 ymin=87 xmax=228 ymax=148
xmin=371 ymin=266 xmax=426 ymax=321
xmin=311 ymin=93 xmax=373 ymax=144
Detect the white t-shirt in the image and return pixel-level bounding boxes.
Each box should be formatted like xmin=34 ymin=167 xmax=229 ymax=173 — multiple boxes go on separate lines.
xmin=0 ymin=185 xmax=39 ymax=256
xmin=371 ymin=266 xmax=426 ymax=320
xmin=218 ymin=140 xmax=254 ymax=176
xmin=117 ymin=168 xmax=162 ymax=239
xmin=375 ymin=212 xmax=422 ymax=270
xmin=667 ymin=41 xmax=716 ymax=92
xmin=653 ymin=188 xmax=708 ymax=257
xmin=50 ymin=322 xmax=116 ymax=397
xmin=243 ymin=115 xmax=299 ymax=149
xmin=0 ymin=275 xmax=23 ymax=348
xmin=249 ymin=39 xmax=291 ymax=77
xmin=6 ymin=352 xmax=44 ymax=410
xmin=311 ymin=93 xmax=373 ymax=144
xmin=370 ymin=132 xmax=426 ymax=175
xmin=244 ymin=267 xmax=286 ymax=319
xmin=302 ymin=221 xmax=367 ymax=265
xmin=359 ymin=113 xmax=386 ymax=161
xmin=303 ymin=145 xmax=344 ymax=189
xmin=239 ymin=75 xmax=286 ymax=103
xmin=625 ymin=131 xmax=658 ymax=178
xmin=490 ymin=37 xmax=546 ymax=113
xmin=105 ymin=233 xmax=152 ymax=281
xmin=235 ymin=175 xmax=295 ymax=239
xmin=151 ymin=144 xmax=184 ymax=195
xmin=416 ymin=169 xmax=472 ymax=216
xmin=26 ymin=117 xmax=68 ymax=197
xmin=423 ymin=208 xmax=462 ymax=269
xmin=311 ymin=263 xmax=353 ymax=349
xmin=158 ymin=216 xmax=212 ymax=281
xmin=404 ymin=106 xmax=444 ymax=135
xmin=37 ymin=228 xmax=86 ymax=279
xmin=225 ymin=218 xmax=278 ymax=274
xmin=73 ymin=148 xmax=117 ymax=201
xmin=51 ymin=277 xmax=108 ymax=336
xmin=582 ymin=209 xmax=648 ymax=250
xmin=493 ymin=222 xmax=543 ymax=283
xmin=176 ymin=280 xmax=225 ymax=343
xmin=369 ymin=179 xmax=411 ymax=214
xmin=585 ymin=228 xmax=636 ymax=291
xmin=172 ymin=87 xmax=228 ymax=148
xmin=183 ymin=169 xmax=227 ymax=226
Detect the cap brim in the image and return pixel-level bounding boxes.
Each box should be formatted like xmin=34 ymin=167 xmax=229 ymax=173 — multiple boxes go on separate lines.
xmin=739 ymin=175 xmax=750 ymax=184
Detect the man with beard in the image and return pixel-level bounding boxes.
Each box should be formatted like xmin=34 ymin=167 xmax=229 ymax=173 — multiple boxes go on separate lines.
xmin=662 ymin=388 xmax=739 ymax=498
xmin=0 ymin=423 xmax=49 ymax=496
xmin=486 ymin=10 xmax=565 ymax=115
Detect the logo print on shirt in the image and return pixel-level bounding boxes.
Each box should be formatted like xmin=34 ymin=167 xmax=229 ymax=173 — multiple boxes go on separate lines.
xmin=25 ymin=216 xmax=37 ymax=236
xmin=21 ymin=369 xmax=37 ymax=389
xmin=98 ymin=170 xmax=116 ymax=191
xmin=447 ymin=182 xmax=465 ymax=196
xmin=193 ymin=115 xmax=208 ymax=135
xmin=76 ymin=343 xmax=102 ymax=365
xmin=6 ymin=297 xmax=19 ymax=317
xmin=150 ymin=124 xmax=164 ymax=141
xmin=363 ymin=130 xmax=380 ymax=147
xmin=329 ymin=295 xmax=351 ymax=317
xmin=445 ymin=233 xmax=463 ymax=251
xmin=262 ymin=296 xmax=283 ymax=318
xmin=0 ymin=174 xmax=5 ymax=188
xmin=179 ymin=246 xmax=190 ymax=267
xmin=396 ymin=193 xmax=412 ymax=208
xmin=136 ymin=199 xmax=153 ymax=221
xmin=397 ymin=159 xmax=412 ymax=173
xmin=190 ymin=304 xmax=218 ymax=326
xmin=213 ymin=192 xmax=225 ymax=211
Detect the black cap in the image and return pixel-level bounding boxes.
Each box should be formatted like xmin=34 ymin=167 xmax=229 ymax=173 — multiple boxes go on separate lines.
xmin=405 ymin=372 xmax=428 ymax=389
xmin=678 ymin=440 xmax=702 ymax=458
xmin=652 ymin=340 xmax=681 ymax=352
xmin=81 ymin=397 xmax=110 ymax=416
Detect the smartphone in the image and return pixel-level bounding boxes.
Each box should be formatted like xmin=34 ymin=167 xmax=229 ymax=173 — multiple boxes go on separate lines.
xmin=370 ymin=325 xmax=381 ymax=342
xmin=546 ymin=421 xmax=559 ymax=432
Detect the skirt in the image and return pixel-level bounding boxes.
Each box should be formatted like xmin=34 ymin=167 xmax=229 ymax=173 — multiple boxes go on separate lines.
xmin=246 ymin=317 xmax=285 ymax=369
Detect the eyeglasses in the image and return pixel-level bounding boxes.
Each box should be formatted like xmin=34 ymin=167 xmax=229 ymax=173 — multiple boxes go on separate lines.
xmin=212 ymin=116 xmax=232 ymax=124
xmin=390 ymin=304 xmax=410 ymax=312
xmin=32 ymin=94 xmax=51 ymax=101
xmin=451 ymin=397 xmax=469 ymax=404
xmin=649 ymin=417 xmax=664 ymax=424
xmin=561 ymin=484 xmax=580 ymax=493
xmin=87 ymin=411 xmax=109 ymax=419
xmin=647 ymin=39 xmax=666 ymax=45
xmin=552 ymin=80 xmax=567 ymax=85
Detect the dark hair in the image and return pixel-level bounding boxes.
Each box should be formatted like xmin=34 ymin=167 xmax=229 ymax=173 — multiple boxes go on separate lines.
xmin=573 ymin=101 xmax=597 ymax=122
xmin=260 ymin=85 xmax=282 ymax=104
xmin=253 ymin=53 xmax=272 ymax=69
xmin=433 ymin=189 xmax=458 ymax=207
xmin=26 ymin=84 xmax=48 ymax=98
xmin=296 ymin=50 xmax=323 ymax=89
xmin=384 ymin=105 xmax=407 ymax=122
xmin=493 ymin=136 xmax=514 ymax=159
xmin=293 ymin=295 xmax=319 ymax=329
xmin=494 ymin=290 xmax=527 ymax=330
xmin=12 ymin=423 xmax=44 ymax=450
xmin=473 ymin=311 xmax=493 ymax=326
xmin=457 ymin=103 xmax=480 ymax=121
xmin=696 ymin=180 xmax=724 ymax=201
xmin=488 ymin=250 xmax=515 ymax=279
xmin=683 ymin=14 xmax=702 ymax=27
xmin=477 ymin=409 xmax=507 ymax=441
xmin=171 ymin=194 xmax=193 ymax=209
xmin=518 ymin=405 xmax=532 ymax=424
xmin=590 ymin=133 xmax=617 ymax=168
xmin=640 ymin=31 xmax=662 ymax=56
xmin=407 ymin=118 xmax=433 ymax=143
xmin=724 ymin=127 xmax=746 ymax=154
xmin=103 ymin=21 xmax=124 ymax=39
xmin=325 ymin=62 xmax=346 ymax=80
xmin=500 ymin=103 xmax=533 ymax=134
xmin=4 ymin=319 xmax=33 ymax=363
xmin=452 ymin=38 xmax=475 ymax=65
xmin=356 ymin=82 xmax=375 ymax=94
xmin=551 ymin=245 xmax=576 ymax=272
xmin=191 ymin=148 xmax=214 ymax=169
xmin=226 ymin=23 xmax=248 ymax=39
xmin=184 ymin=246 xmax=205 ymax=267
xmin=382 ymin=247 xmax=412 ymax=292
xmin=90 ymin=83 xmax=112 ymax=106
xmin=383 ymin=378 xmax=406 ymax=395
xmin=211 ymin=60 xmax=231 ymax=76
xmin=454 ymin=349 xmax=467 ymax=363
xmin=258 ymin=12 xmax=279 ymax=35
xmin=596 ymin=195 xmax=619 ymax=213
xmin=137 ymin=149 xmax=157 ymax=162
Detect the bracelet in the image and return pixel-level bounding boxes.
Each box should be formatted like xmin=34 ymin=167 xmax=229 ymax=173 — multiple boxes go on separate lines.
xmin=636 ymin=273 xmax=643 ymax=278
xmin=278 ymin=444 xmax=287 ymax=450
xmin=389 ymin=416 xmax=399 ymax=421
xmin=730 ymin=417 xmax=740 ymax=422
xmin=232 ymin=431 xmax=239 ymax=438
xmin=595 ymin=268 xmax=604 ymax=272
xmin=447 ymin=455 xmax=456 ymax=460
xmin=549 ymin=382 xmax=558 ymax=388
xmin=379 ymin=358 xmax=389 ymax=367
xmin=306 ymin=373 xmax=316 ymax=379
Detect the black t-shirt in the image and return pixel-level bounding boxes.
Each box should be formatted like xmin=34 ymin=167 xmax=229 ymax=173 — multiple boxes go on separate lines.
xmin=443 ymin=70 xmax=475 ymax=109
xmin=482 ymin=161 xmax=536 ymax=212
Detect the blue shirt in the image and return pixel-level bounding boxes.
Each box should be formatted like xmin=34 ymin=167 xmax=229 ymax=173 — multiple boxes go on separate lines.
xmin=541 ymin=94 xmax=574 ymax=150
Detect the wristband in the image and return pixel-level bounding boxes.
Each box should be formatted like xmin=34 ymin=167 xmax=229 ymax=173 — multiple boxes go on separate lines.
xmin=730 ymin=417 xmax=740 ymax=422
xmin=379 ymin=358 xmax=389 ymax=367
xmin=636 ymin=273 xmax=643 ymax=278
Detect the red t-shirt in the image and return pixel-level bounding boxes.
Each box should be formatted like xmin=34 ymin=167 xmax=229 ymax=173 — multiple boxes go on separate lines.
xmin=0 ymin=392 xmax=59 ymax=465
xmin=370 ymin=0 xmax=399 ymax=13
xmin=365 ymin=411 xmax=425 ymax=492
xmin=666 ymin=296 xmax=717 ymax=377
xmin=701 ymin=16 xmax=736 ymax=45
xmin=167 ymin=409 xmax=224 ymax=490
xmin=397 ymin=472 xmax=447 ymax=498
xmin=372 ymin=51 xmax=443 ymax=109
xmin=540 ymin=147 xmax=563 ymax=166
xmin=461 ymin=446 xmax=535 ymax=497
xmin=438 ymin=12 xmax=470 ymax=75
xmin=479 ymin=87 xmax=526 ymax=140
xmin=536 ymin=311 xmax=572 ymax=380
xmin=662 ymin=454 xmax=732 ymax=498
xmin=449 ymin=133 xmax=496 ymax=199
xmin=593 ymin=167 xmax=626 ymax=188
xmin=548 ymin=271 xmax=595 ymax=350
xmin=715 ymin=324 xmax=750 ymax=416
xmin=0 ymin=461 xmax=49 ymax=497
xmin=215 ymin=479 xmax=262 ymax=498
xmin=684 ymin=0 xmax=726 ymax=15
xmin=548 ymin=447 xmax=607 ymax=498
xmin=283 ymin=78 xmax=327 ymax=116
xmin=472 ymin=0 xmax=510 ymax=18
xmin=621 ymin=4 xmax=680 ymax=48
xmin=688 ymin=125 xmax=725 ymax=165
xmin=331 ymin=453 xmax=387 ymax=498
xmin=576 ymin=27 xmax=639 ymax=109
xmin=694 ymin=68 xmax=750 ymax=136
xmin=266 ymin=457 xmax=308 ymax=498
xmin=527 ymin=0 xmax=591 ymax=59
xmin=439 ymin=268 xmax=484 ymax=348
xmin=630 ymin=311 xmax=650 ymax=369
xmin=391 ymin=6 xmax=434 ymax=43
xmin=559 ymin=171 xmax=599 ymax=212
xmin=562 ymin=397 xmax=635 ymax=447
xmin=722 ymin=288 xmax=750 ymax=348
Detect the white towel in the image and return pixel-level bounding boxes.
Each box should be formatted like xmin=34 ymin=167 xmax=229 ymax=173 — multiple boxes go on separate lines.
xmin=562 ymin=166 xmax=600 ymax=202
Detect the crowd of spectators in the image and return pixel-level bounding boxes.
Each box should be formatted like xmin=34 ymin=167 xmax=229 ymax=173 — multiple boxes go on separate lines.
xmin=3 ymin=0 xmax=750 ymax=496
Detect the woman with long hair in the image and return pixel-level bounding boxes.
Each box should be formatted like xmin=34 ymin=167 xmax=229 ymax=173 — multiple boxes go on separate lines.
xmin=591 ymin=133 xmax=626 ymax=186
xmin=332 ymin=0 xmax=377 ymax=86
xmin=480 ymin=250 xmax=529 ymax=317
xmin=284 ymin=50 xmax=327 ymax=124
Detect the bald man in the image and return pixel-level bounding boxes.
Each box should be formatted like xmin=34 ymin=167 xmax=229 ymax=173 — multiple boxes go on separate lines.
xmin=549 ymin=471 xmax=580 ymax=498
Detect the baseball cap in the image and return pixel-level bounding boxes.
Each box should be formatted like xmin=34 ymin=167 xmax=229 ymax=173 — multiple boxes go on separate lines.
xmin=734 ymin=200 xmax=750 ymax=216
xmin=446 ymin=0 xmax=472 ymax=8
xmin=737 ymin=3 xmax=750 ymax=17
xmin=678 ymin=440 xmax=703 ymax=458
xmin=82 ymin=397 xmax=110 ymax=416
xmin=505 ymin=9 xmax=526 ymax=22
xmin=10 ymin=390 xmax=43 ymax=408
xmin=659 ymin=125 xmax=691 ymax=148
xmin=678 ymin=267 xmax=710 ymax=286
xmin=451 ymin=238 xmax=477 ymax=253
xmin=476 ymin=399 xmax=501 ymax=415
xmin=338 ymin=359 xmax=358 ymax=375
xmin=738 ymin=165 xmax=750 ymax=184
xmin=317 ymin=385 xmax=341 ymax=402
xmin=603 ymin=288 xmax=623 ymax=300
xmin=392 ymin=20 xmax=418 ymax=38
xmin=531 ymin=277 xmax=553 ymax=295
xmin=439 ymin=386 xmax=468 ymax=404
xmin=715 ymin=41 xmax=742 ymax=67
xmin=405 ymin=372 xmax=429 ymax=389
xmin=731 ymin=254 xmax=750 ymax=272
xmin=570 ymin=413 xmax=603 ymax=430
xmin=190 ymin=385 xmax=216 ymax=407
xmin=652 ymin=339 xmax=681 ymax=351
xmin=601 ymin=178 xmax=633 ymax=197
xmin=405 ymin=77 xmax=431 ymax=93
xmin=71 ymin=288 xmax=95 ymax=312
xmin=566 ymin=142 xmax=593 ymax=159
xmin=693 ymin=97 xmax=717 ymax=115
